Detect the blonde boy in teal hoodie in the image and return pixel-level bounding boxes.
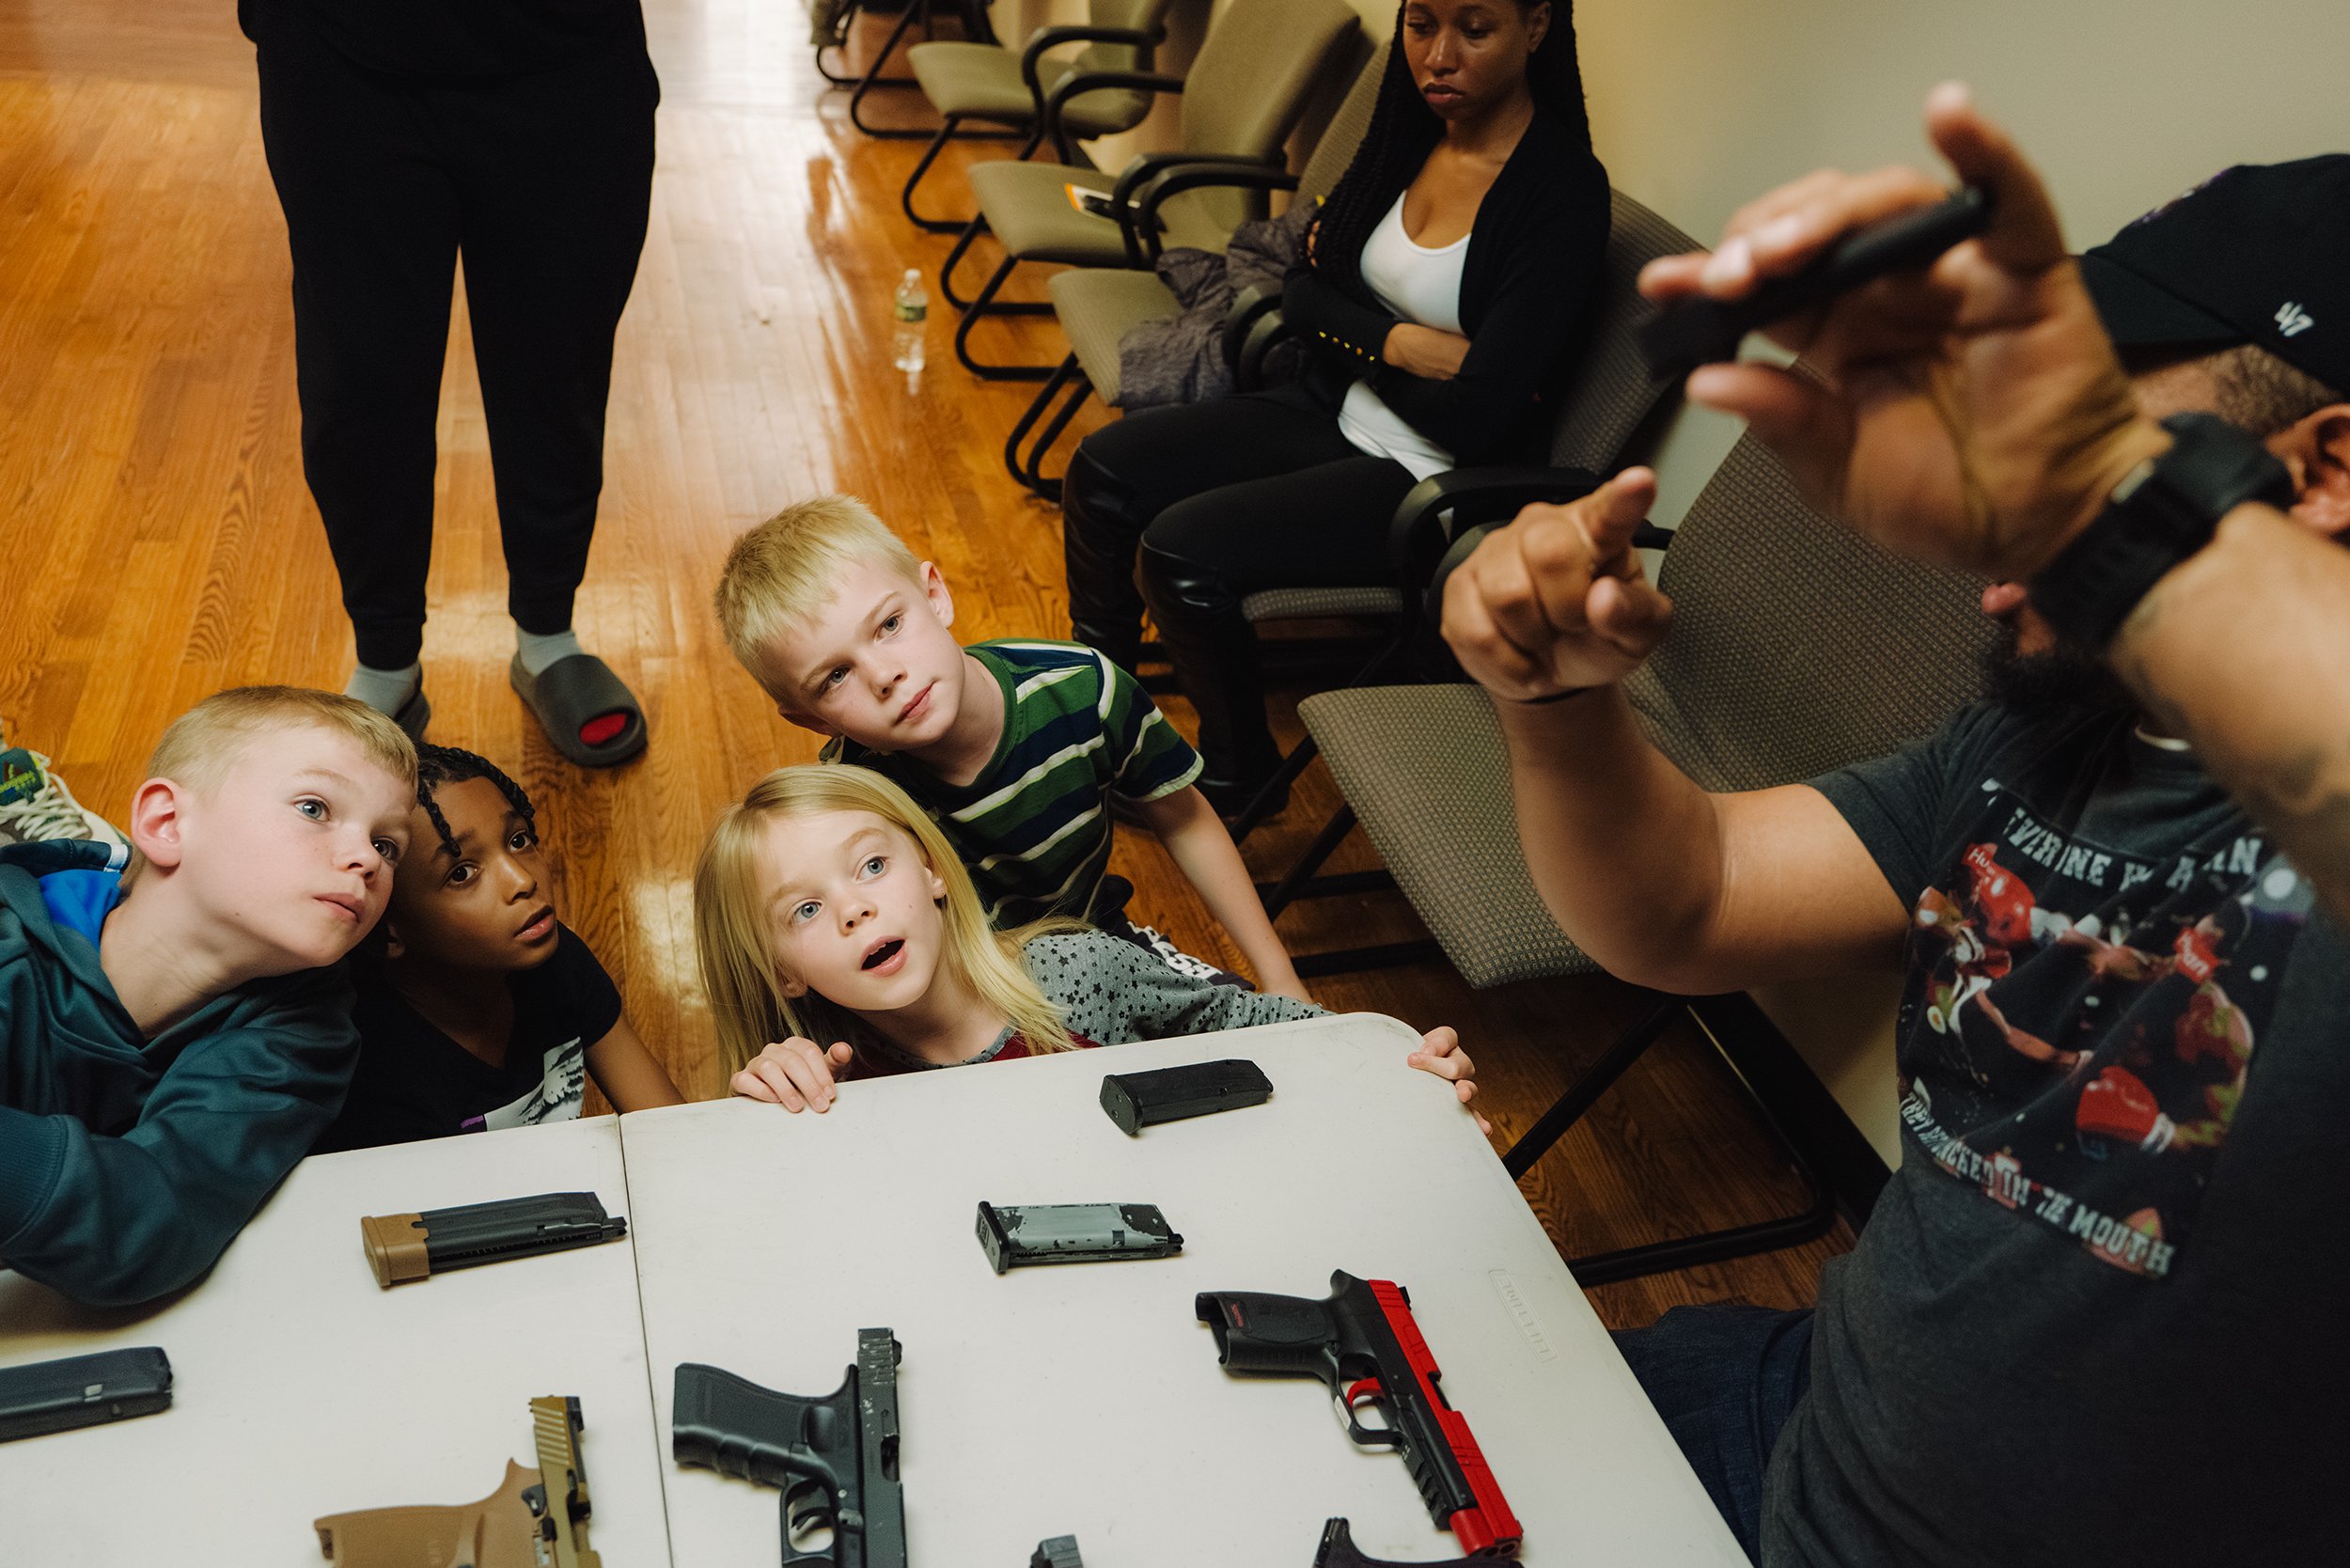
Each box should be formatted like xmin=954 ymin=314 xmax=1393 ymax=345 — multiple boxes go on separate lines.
xmin=0 ymin=687 xmax=415 ymax=1305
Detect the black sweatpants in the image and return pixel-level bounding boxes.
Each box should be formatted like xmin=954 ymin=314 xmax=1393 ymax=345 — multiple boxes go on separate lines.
xmin=1061 ymin=386 xmax=1417 ymax=667
xmin=256 ymin=30 xmax=658 ymax=670
xmin=1061 ymin=385 xmax=1416 ymax=783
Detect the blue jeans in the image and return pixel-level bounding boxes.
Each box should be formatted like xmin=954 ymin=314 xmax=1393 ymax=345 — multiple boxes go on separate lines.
xmin=1611 ymin=1305 xmax=1815 ymax=1564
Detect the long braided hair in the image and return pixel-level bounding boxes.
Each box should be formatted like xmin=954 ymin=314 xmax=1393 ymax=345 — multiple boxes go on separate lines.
xmin=1312 ymin=0 xmax=1590 ymax=309
xmin=413 ymin=745 xmax=539 ymax=865
xmin=361 ymin=745 xmax=540 ymax=959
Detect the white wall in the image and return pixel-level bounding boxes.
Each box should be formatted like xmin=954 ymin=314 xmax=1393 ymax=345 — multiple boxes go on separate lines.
xmin=1579 ymin=0 xmax=2350 ymax=257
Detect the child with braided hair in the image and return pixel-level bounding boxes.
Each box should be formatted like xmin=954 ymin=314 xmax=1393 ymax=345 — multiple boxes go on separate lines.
xmin=316 ymin=745 xmax=681 ymax=1151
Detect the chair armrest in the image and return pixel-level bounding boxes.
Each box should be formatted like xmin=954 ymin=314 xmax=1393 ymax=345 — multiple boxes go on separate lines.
xmin=1106 ymin=149 xmax=1256 ymax=209
xmin=1388 ymin=464 xmax=1674 ymax=624
xmin=1222 ymin=288 xmax=1289 ymax=390
xmin=1042 ymin=70 xmax=1183 ymax=146
xmin=1019 ymin=23 xmax=1165 ymax=107
xmin=1130 ymin=159 xmax=1295 ymax=260
xmin=1096 ymin=151 xmax=1272 ymax=264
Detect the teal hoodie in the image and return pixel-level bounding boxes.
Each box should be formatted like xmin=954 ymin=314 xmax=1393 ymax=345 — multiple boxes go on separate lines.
xmin=0 ymin=840 xmax=360 ymax=1306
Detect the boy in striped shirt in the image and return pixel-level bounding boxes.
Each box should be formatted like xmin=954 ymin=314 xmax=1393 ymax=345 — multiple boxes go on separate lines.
xmin=714 ymin=496 xmax=1308 ymax=1000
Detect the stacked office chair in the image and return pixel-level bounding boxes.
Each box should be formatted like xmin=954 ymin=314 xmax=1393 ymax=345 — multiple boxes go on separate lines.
xmin=902 ymin=0 xmax=1175 ymax=233
xmin=1268 ymin=431 xmax=1997 ymax=1279
xmin=940 ymin=0 xmax=1360 ymax=379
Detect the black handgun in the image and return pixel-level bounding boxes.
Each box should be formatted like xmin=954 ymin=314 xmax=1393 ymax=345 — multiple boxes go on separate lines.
xmin=672 ymin=1328 xmax=905 ymax=1568
xmin=1196 ymin=1271 xmax=1521 ymax=1558
xmin=1637 ymin=184 xmax=1993 ymax=379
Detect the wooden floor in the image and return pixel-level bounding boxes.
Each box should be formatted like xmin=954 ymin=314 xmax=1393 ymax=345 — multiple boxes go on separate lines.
xmin=0 ymin=0 xmax=1849 ymax=1326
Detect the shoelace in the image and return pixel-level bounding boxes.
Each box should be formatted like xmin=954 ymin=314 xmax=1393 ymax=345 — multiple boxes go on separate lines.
xmin=0 ymin=749 xmax=93 ymax=841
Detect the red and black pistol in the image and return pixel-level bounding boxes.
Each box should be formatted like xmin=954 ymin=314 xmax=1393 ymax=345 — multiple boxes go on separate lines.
xmin=1195 ymin=1270 xmax=1522 ymax=1558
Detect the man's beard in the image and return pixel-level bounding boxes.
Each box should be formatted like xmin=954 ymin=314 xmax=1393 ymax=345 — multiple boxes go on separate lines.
xmin=1980 ymin=618 xmax=2138 ymax=718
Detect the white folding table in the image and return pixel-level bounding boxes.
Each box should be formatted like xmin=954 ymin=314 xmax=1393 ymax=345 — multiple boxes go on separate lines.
xmin=619 ymin=1012 xmax=1747 ymax=1566
xmin=0 ymin=1117 xmax=673 ymax=1567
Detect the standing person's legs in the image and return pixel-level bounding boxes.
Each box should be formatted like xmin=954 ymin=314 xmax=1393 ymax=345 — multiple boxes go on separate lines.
xmin=443 ymin=43 xmax=659 ymax=764
xmin=1135 ymin=454 xmax=1416 ymax=808
xmin=1060 ymin=391 xmax=1365 ymax=673
xmin=1611 ymin=1305 xmax=1816 ymax=1564
xmin=256 ymin=30 xmax=462 ymax=729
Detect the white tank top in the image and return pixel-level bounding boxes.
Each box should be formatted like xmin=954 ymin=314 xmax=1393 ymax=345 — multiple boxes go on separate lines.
xmin=1337 ymin=190 xmax=1470 ymax=480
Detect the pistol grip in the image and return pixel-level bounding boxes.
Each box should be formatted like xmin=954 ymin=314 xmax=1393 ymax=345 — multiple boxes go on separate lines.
xmin=314 ymin=1459 xmax=544 ymax=1568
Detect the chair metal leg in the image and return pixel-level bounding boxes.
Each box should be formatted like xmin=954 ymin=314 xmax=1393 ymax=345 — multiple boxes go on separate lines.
xmin=1261 ymin=805 xmax=1356 ymax=920
xmin=1503 ymin=996 xmax=1681 ymax=1179
xmin=953 ymin=256 xmax=1058 ymax=381
xmin=901 ymin=120 xmax=964 ymax=230
xmin=1230 ymin=624 xmax=1410 ymax=848
xmin=818 ymin=0 xmax=932 ymax=88
xmin=1228 ymin=735 xmax=1316 ymax=845
xmin=1003 ymin=357 xmax=1091 ymax=496
xmin=939 ymin=216 xmax=991 ymax=312
xmin=847 ymin=0 xmax=938 ymax=138
xmin=901 ymin=118 xmax=1027 ymax=233
xmin=1017 ymin=365 xmax=1095 ymax=499
xmin=940 ymin=220 xmax=1051 ymax=320
xmin=1292 ymin=940 xmax=1442 ymax=979
xmin=1502 ymin=993 xmax=1843 ymax=1287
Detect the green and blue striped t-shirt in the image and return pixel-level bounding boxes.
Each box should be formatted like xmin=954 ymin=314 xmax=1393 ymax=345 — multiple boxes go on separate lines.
xmin=822 ymin=640 xmax=1202 ymax=927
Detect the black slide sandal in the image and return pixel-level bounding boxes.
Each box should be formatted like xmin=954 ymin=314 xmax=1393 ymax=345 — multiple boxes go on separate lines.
xmin=389 ymin=685 xmax=431 ymax=744
xmin=509 ymin=652 xmax=648 ymax=768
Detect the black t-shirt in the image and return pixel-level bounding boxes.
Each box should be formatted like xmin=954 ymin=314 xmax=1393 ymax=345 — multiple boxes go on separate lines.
xmin=1766 ymin=702 xmax=2346 ymax=1565
xmin=317 ymin=921 xmax=623 ymax=1152
xmin=240 ymin=0 xmax=645 ymax=78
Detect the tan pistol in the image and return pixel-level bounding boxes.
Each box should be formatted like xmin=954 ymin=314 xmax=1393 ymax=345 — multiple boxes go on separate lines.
xmin=314 ymin=1395 xmax=601 ymax=1568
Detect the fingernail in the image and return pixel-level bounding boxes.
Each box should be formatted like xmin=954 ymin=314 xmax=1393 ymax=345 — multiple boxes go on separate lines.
xmin=1700 ymin=237 xmax=1750 ymax=288
xmin=1751 ymin=214 xmax=1804 ymax=253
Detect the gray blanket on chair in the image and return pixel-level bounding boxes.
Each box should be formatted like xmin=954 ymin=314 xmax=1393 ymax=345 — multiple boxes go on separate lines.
xmin=1114 ymin=199 xmax=1312 ymax=410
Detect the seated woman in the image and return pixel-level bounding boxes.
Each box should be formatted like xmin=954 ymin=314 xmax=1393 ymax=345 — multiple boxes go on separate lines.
xmin=1060 ymin=0 xmax=1609 ymax=810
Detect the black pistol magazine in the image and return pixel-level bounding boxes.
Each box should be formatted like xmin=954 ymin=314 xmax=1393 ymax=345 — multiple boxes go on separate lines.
xmin=360 ymin=1190 xmax=628 ymax=1288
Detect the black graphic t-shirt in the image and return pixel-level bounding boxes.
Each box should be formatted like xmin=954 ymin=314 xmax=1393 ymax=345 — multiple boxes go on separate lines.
xmin=316 ymin=922 xmax=622 ymax=1153
xmin=1764 ymin=702 xmax=2348 ymax=1567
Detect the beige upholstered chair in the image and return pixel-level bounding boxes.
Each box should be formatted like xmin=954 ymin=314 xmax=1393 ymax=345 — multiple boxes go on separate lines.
xmin=1002 ymin=37 xmax=1392 ymax=498
xmin=1277 ymin=432 xmax=1997 ymax=1278
xmin=901 ymin=0 xmax=1174 ymax=233
xmin=939 ymin=0 xmax=1359 ymax=379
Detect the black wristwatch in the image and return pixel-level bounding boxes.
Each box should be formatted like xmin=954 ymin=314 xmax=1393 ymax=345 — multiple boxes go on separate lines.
xmin=2028 ymin=412 xmax=2294 ymax=650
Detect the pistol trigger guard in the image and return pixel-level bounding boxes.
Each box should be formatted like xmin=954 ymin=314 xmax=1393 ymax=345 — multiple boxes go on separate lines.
xmin=778 ymin=1475 xmax=850 ymax=1566
xmin=1332 ymin=1379 xmax=1402 ymax=1450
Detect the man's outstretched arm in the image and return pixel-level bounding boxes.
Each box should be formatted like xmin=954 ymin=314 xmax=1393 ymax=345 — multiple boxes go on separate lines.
xmin=1443 ymin=470 xmax=1911 ymax=996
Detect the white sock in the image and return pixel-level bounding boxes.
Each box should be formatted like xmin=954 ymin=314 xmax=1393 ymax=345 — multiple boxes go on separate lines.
xmin=345 ymin=662 xmax=421 ymax=715
xmin=516 ymin=626 xmax=584 ymax=678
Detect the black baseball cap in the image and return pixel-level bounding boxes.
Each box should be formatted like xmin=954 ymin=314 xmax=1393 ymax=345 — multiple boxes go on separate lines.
xmin=2079 ymin=154 xmax=2349 ymax=395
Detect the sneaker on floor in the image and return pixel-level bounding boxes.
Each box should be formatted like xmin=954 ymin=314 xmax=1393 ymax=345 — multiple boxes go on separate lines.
xmin=1129 ymin=923 xmax=1244 ymax=987
xmin=0 ymin=740 xmax=128 ymax=850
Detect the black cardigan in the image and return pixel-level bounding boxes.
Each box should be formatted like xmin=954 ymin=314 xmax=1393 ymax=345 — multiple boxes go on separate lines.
xmin=1281 ymin=108 xmax=1611 ymax=466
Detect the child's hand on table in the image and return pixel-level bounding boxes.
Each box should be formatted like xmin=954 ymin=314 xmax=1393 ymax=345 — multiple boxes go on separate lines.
xmin=1408 ymin=1026 xmax=1490 ymax=1135
xmin=730 ymin=1037 xmax=855 ymax=1112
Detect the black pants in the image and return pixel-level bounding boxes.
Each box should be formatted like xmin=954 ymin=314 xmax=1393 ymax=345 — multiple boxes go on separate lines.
xmin=256 ymin=32 xmax=658 ymax=670
xmin=1060 ymin=387 xmax=1415 ymax=786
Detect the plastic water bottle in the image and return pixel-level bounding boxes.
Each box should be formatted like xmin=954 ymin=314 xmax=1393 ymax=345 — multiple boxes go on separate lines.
xmin=892 ymin=269 xmax=928 ymax=373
